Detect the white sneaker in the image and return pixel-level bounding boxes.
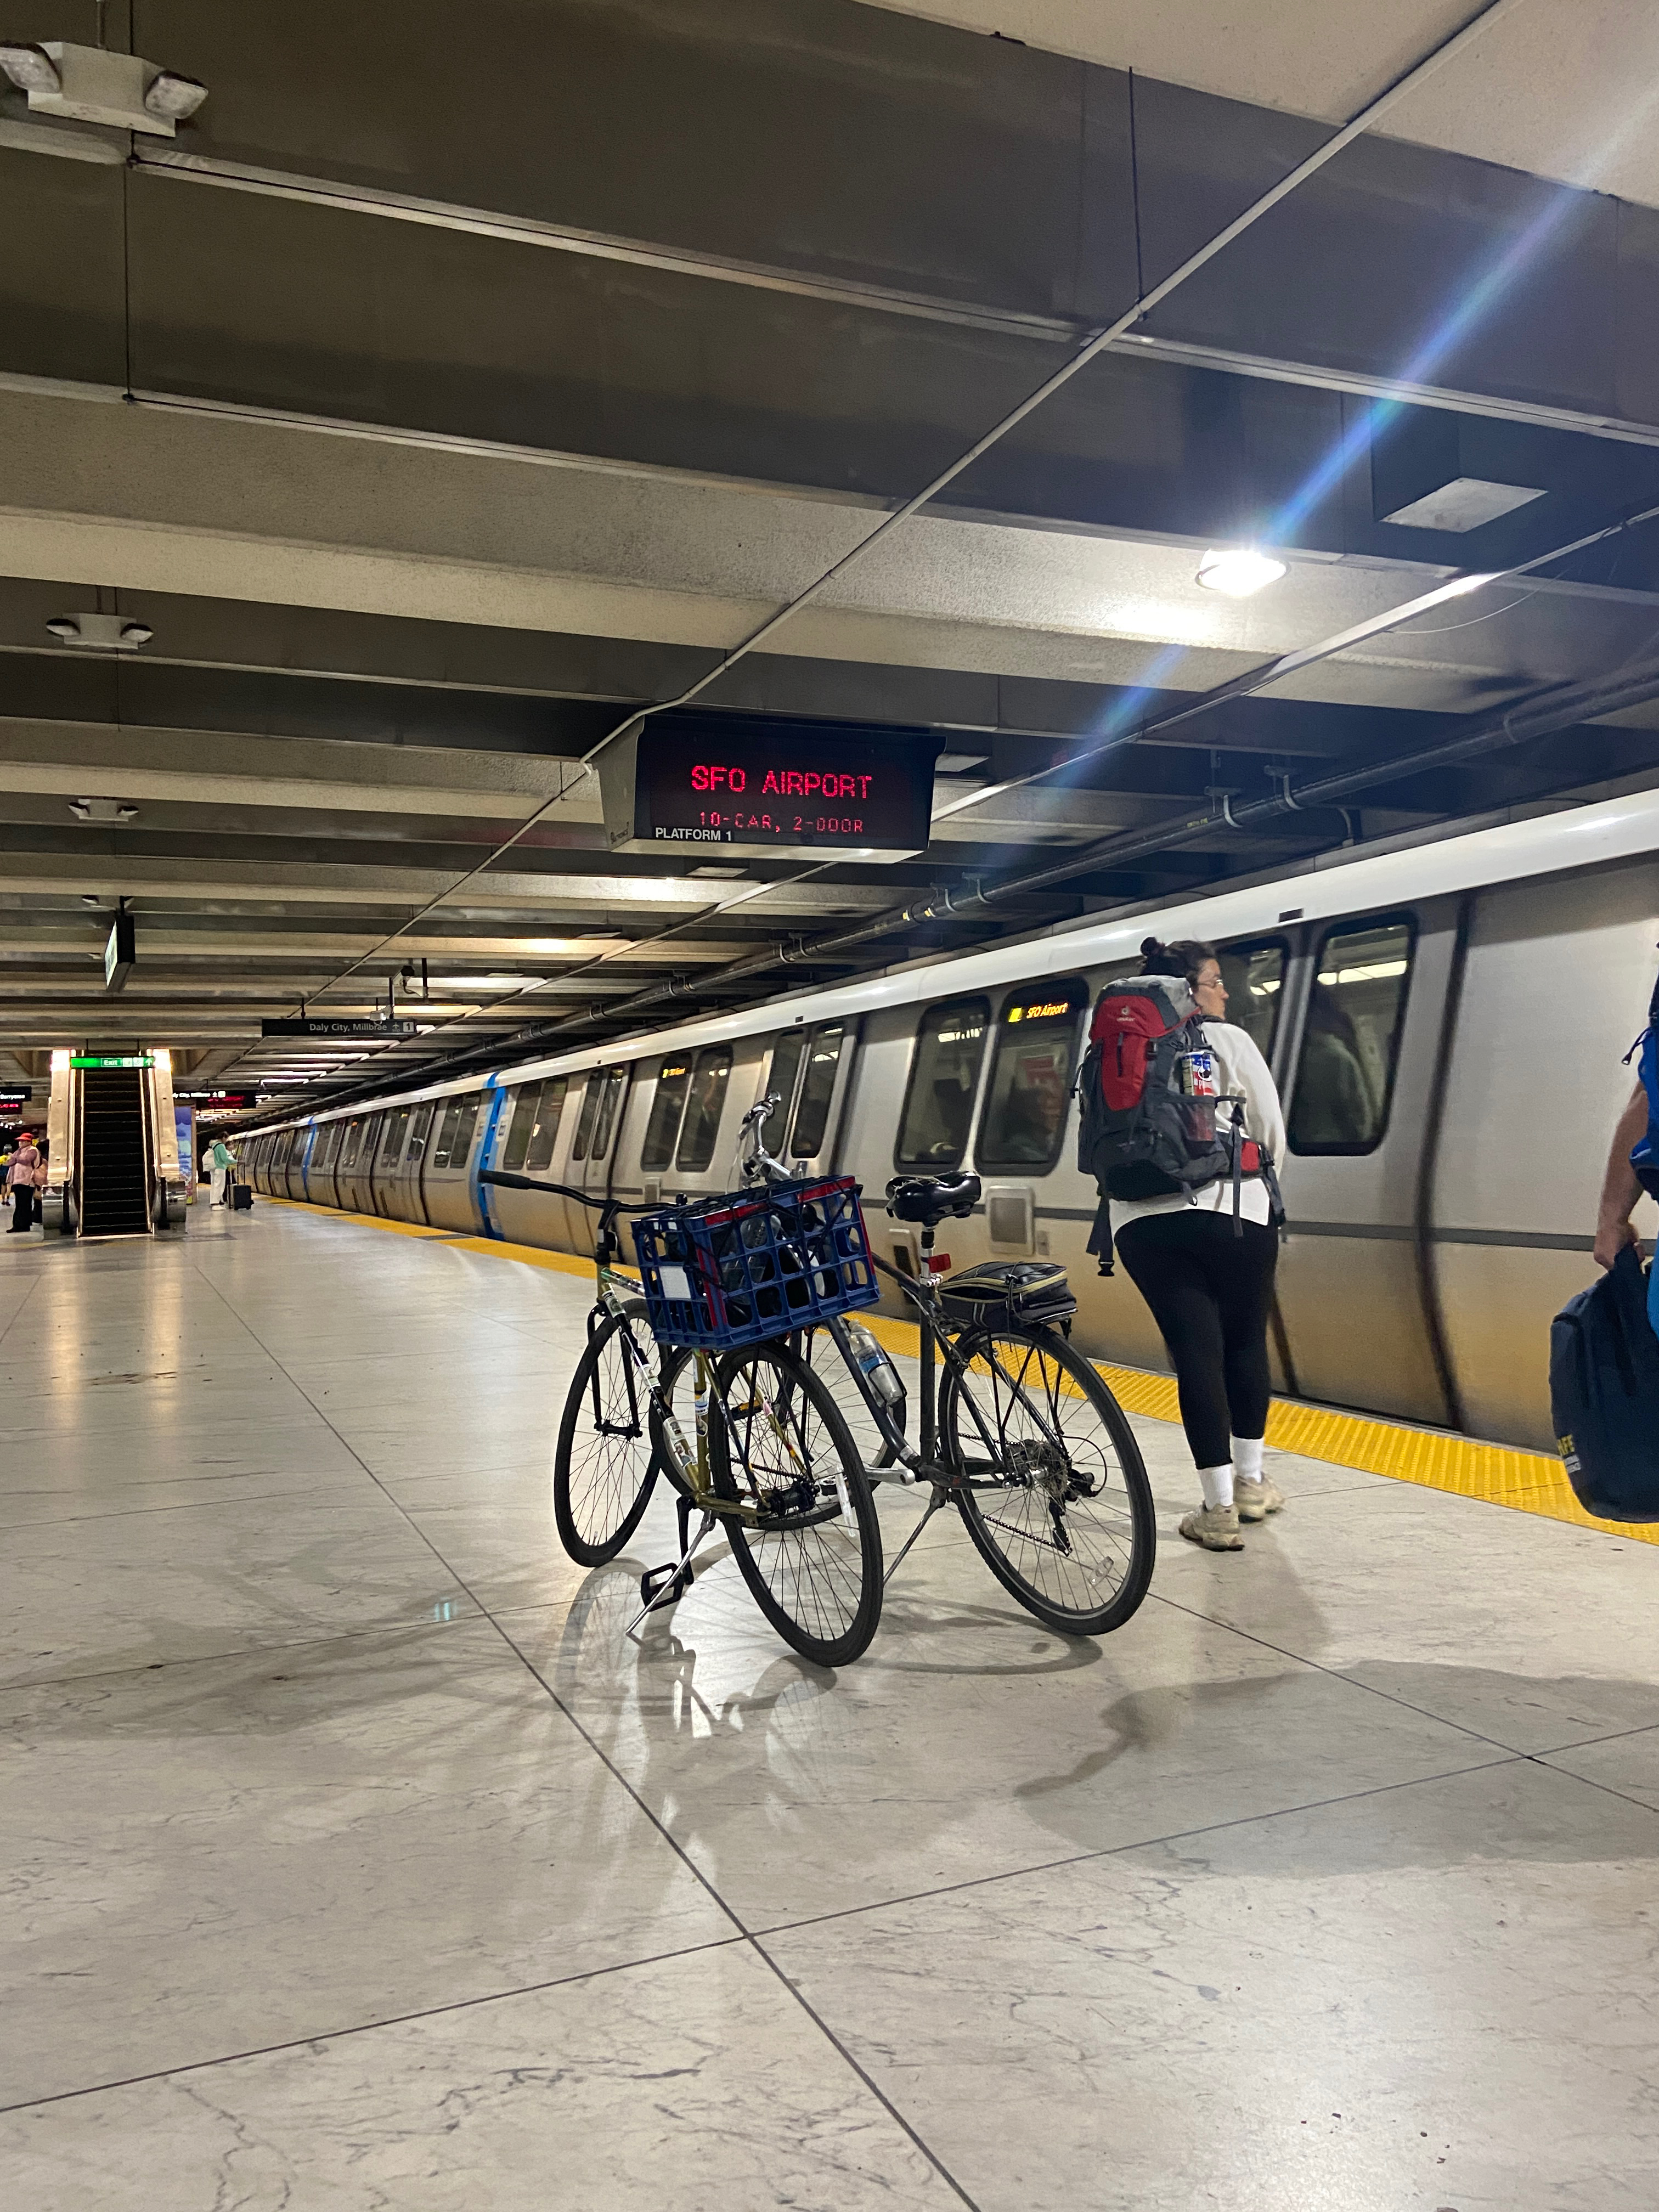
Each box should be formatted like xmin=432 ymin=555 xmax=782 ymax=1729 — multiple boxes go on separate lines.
xmin=1234 ymin=1476 xmax=1285 ymax=1522
xmin=1178 ymin=1502 xmax=1243 ymax=1551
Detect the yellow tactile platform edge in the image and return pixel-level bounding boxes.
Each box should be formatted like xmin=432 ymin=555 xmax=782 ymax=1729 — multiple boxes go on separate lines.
xmin=261 ymin=1195 xmax=1657 ymax=1546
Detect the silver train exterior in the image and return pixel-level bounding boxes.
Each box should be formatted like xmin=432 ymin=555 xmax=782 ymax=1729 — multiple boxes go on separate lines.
xmin=243 ymin=787 xmax=1659 ymax=1454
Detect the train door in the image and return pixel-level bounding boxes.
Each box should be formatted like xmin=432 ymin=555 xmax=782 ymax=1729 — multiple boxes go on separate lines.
xmin=781 ymin=1020 xmax=858 ymax=1176
xmin=280 ymin=1126 xmax=308 ymax=1201
xmin=567 ymin=1066 xmax=629 ymax=1244
xmin=393 ymin=1102 xmax=435 ymax=1226
xmin=340 ymin=1111 xmax=383 ymax=1214
xmin=370 ymin=1107 xmax=411 ymax=1216
xmin=422 ymin=1091 xmax=485 ymax=1233
xmin=487 ymin=1078 xmax=571 ymax=1246
xmin=309 ymin=1118 xmax=345 ymax=1208
xmin=1272 ymin=899 xmax=1459 ymax=1424
xmin=973 ymin=978 xmax=1089 ymax=1271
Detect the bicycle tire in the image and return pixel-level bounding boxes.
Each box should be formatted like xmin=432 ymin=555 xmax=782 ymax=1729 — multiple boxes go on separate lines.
xmin=709 ymin=1339 xmax=883 ymax=1666
xmin=554 ymin=1301 xmax=663 ymax=1566
xmin=940 ymin=1325 xmax=1155 ymax=1636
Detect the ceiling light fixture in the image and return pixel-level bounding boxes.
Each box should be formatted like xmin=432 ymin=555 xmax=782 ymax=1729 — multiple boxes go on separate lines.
xmin=1195 ymin=548 xmax=1288 ymax=597
xmin=0 ymin=41 xmax=206 ymax=139
xmin=46 ymin=613 xmax=153 ymax=652
xmin=70 ymin=797 xmax=137 ymax=823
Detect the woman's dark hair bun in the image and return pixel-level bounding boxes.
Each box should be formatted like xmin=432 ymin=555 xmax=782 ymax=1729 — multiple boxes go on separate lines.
xmin=1140 ymin=936 xmax=1163 ymax=958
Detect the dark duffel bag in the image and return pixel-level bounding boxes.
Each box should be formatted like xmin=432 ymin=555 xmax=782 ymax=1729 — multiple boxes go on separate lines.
xmin=1550 ymin=1244 xmax=1659 ymax=1521
xmin=938 ymin=1259 xmax=1077 ymax=1331
xmin=230 ymin=1180 xmax=254 ymax=1212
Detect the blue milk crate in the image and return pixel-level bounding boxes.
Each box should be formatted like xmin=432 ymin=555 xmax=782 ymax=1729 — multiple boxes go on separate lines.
xmin=633 ymin=1176 xmax=879 ymax=1351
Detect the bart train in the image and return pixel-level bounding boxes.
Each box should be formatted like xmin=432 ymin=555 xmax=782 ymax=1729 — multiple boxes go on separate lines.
xmin=243 ymin=788 xmax=1659 ymax=1454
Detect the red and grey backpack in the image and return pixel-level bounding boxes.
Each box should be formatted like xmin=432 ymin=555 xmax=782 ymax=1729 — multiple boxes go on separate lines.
xmin=1074 ymin=976 xmax=1273 ymax=1273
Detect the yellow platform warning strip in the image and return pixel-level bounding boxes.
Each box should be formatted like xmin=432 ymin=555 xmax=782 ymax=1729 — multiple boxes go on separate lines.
xmin=260 ymin=1195 xmax=1655 ymax=1546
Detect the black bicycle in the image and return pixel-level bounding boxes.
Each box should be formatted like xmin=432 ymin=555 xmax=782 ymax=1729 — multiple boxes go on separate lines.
xmin=738 ymin=1103 xmax=1155 ymax=1638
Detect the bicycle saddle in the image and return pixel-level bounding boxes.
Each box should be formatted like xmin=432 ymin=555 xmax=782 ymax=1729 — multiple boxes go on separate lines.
xmin=884 ymin=1171 xmax=981 ymax=1227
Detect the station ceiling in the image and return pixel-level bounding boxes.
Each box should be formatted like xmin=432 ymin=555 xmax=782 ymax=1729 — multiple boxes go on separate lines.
xmin=2 ymin=0 xmax=1659 ymax=1113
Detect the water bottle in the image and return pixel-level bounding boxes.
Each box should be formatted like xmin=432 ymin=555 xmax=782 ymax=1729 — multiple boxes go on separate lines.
xmin=845 ymin=1319 xmax=904 ymax=1406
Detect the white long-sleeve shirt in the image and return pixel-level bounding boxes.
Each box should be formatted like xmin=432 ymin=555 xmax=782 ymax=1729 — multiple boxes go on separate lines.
xmin=1105 ymin=1020 xmax=1287 ymax=1236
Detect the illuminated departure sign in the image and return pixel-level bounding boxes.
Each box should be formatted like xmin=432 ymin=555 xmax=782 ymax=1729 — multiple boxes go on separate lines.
xmin=71 ymin=1054 xmax=153 ymax=1069
xmin=599 ymin=712 xmax=942 ymax=862
xmin=261 ymin=1018 xmax=423 ymax=1039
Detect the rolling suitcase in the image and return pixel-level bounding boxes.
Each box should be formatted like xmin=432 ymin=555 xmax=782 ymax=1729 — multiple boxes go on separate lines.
xmin=230 ymin=1177 xmax=254 ymax=1212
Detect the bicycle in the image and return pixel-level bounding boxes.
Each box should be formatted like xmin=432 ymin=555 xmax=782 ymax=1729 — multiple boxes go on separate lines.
xmin=481 ymin=1165 xmax=884 ymax=1666
xmin=731 ymin=1103 xmax=1155 ymax=1638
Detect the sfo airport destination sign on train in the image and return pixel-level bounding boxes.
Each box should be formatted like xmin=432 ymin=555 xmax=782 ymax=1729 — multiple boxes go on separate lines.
xmin=599 ymin=711 xmax=944 ymax=863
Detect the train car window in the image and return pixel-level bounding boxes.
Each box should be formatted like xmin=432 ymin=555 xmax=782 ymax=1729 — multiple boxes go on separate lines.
xmin=895 ymin=997 xmax=989 ymax=1169
xmin=590 ymin=1069 xmax=626 ymax=1161
xmin=357 ymin=1114 xmax=385 ymax=1169
xmin=570 ymin=1076 xmax=602 ymax=1163
xmin=378 ymin=1108 xmax=410 ymax=1167
xmin=338 ymin=1116 xmax=363 ymax=1169
xmin=977 ymin=979 xmax=1088 ymax=1172
xmin=1216 ymin=939 xmax=1288 ymax=1060
xmin=763 ymin=1031 xmax=808 ymax=1127
xmin=641 ymin=1058 xmax=692 ymax=1170
xmin=789 ymin=1026 xmax=844 ymax=1159
xmin=503 ymin=1082 xmax=543 ymax=1171
xmin=447 ymin=1097 xmax=482 ymax=1170
xmin=430 ymin=1098 xmax=465 ymax=1170
xmin=405 ymin=1102 xmax=435 ymax=1167
xmin=676 ymin=1048 xmax=733 ymax=1172
xmin=315 ymin=1122 xmax=343 ymax=1171
xmin=524 ymin=1079 xmax=568 ymax=1172
xmin=1288 ymin=918 xmax=1416 ymax=1156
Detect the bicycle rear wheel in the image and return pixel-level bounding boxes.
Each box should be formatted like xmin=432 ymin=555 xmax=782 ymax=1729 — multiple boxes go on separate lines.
xmin=940 ymin=1325 xmax=1154 ymax=1635
xmin=710 ymin=1340 xmax=883 ymax=1666
xmin=554 ymin=1301 xmax=662 ymax=1566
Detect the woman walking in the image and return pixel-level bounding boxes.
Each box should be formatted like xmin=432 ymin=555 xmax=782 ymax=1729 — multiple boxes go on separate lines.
xmin=1111 ymin=937 xmax=1288 ymax=1551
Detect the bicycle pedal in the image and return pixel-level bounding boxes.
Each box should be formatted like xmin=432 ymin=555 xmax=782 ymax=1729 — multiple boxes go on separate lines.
xmin=639 ymin=1559 xmax=693 ymax=1607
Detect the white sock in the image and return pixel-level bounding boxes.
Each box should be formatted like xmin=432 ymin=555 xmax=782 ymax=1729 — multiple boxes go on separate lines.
xmin=1198 ymin=1462 xmax=1234 ymax=1511
xmin=1234 ymin=1437 xmax=1265 ymax=1483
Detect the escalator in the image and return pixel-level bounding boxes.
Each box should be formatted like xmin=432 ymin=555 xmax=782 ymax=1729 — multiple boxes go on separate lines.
xmin=77 ymin=1067 xmax=155 ymax=1239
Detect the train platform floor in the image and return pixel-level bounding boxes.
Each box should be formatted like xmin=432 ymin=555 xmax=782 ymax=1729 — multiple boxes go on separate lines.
xmin=3 ymin=1203 xmax=1658 ymax=2210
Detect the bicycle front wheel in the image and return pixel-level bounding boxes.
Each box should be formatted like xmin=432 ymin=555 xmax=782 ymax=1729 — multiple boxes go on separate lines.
xmin=710 ymin=1340 xmax=883 ymax=1666
xmin=940 ymin=1326 xmax=1154 ymax=1636
xmin=554 ymin=1301 xmax=662 ymax=1566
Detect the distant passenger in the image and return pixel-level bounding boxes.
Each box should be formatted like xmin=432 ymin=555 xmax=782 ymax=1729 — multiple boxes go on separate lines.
xmin=206 ymin=1136 xmax=237 ymax=1209
xmin=1291 ymin=982 xmax=1375 ymax=1148
xmin=5 ymin=1132 xmax=44 ymax=1234
xmin=1111 ymin=938 xmax=1289 ymax=1551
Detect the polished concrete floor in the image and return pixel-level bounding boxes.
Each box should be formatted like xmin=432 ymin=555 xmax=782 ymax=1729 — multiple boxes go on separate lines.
xmin=4 ymin=1204 xmax=1659 ymax=2209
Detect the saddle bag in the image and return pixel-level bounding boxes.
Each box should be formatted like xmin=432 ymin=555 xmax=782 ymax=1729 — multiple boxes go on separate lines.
xmin=937 ymin=1259 xmax=1077 ymax=1330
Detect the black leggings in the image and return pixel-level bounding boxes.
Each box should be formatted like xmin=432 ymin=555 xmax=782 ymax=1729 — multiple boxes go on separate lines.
xmin=1114 ymin=1211 xmax=1278 ymax=1470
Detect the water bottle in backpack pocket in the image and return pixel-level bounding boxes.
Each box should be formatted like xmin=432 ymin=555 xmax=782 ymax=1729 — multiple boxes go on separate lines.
xmin=1074 ymin=975 xmax=1276 ymax=1272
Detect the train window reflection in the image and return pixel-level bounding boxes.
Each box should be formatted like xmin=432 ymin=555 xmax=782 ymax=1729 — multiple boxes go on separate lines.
xmin=570 ymin=1076 xmax=602 ymax=1163
xmin=676 ymin=1048 xmax=732 ymax=1172
xmin=431 ymin=1097 xmax=476 ymax=1170
xmin=315 ymin=1121 xmax=343 ymax=1170
xmin=503 ymin=1082 xmax=543 ymax=1171
xmin=789 ymin=1026 xmax=844 ymax=1159
xmin=1216 ymin=939 xmax=1287 ymax=1060
xmin=524 ymin=1079 xmax=567 ymax=1172
xmin=1288 ymin=918 xmax=1415 ymax=1155
xmin=978 ymin=980 xmax=1087 ymax=1172
xmin=641 ymin=1059 xmax=692 ymax=1170
xmin=379 ymin=1107 xmax=410 ymax=1168
xmin=896 ymin=997 xmax=989 ymax=1169
xmin=590 ymin=1069 xmax=626 ymax=1161
xmin=764 ymin=1031 xmax=808 ymax=1131
xmin=405 ymin=1102 xmax=435 ymax=1167
xmin=338 ymin=1117 xmax=363 ymax=1169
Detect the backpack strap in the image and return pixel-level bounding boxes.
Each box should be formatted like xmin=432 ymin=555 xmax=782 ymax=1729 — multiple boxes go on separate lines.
xmin=1086 ymin=1192 xmax=1114 ymax=1276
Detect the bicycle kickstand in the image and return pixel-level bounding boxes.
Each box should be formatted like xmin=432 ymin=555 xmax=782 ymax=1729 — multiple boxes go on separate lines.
xmin=628 ymin=1492 xmax=715 ymax=1636
xmin=882 ymin=1481 xmax=947 ymax=1588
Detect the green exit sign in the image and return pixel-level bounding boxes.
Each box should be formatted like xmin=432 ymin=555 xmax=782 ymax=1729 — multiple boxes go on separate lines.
xmin=70 ymin=1054 xmax=154 ymax=1069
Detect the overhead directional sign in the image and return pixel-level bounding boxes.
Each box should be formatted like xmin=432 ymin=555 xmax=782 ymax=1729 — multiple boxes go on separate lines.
xmin=71 ymin=1054 xmax=153 ymax=1069
xmin=599 ymin=709 xmax=942 ymax=863
xmin=178 ymin=1090 xmax=256 ymax=1107
xmin=261 ymin=1019 xmax=424 ymax=1039
xmin=104 ymin=911 xmax=135 ymax=992
xmin=0 ymin=1086 xmax=32 ymax=1103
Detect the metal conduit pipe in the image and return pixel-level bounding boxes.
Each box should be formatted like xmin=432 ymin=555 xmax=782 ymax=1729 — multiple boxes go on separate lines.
xmin=260 ymin=650 xmax=1659 ymax=1133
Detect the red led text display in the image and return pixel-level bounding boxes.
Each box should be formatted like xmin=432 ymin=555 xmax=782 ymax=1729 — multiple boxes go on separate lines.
xmin=632 ymin=720 xmax=935 ymax=858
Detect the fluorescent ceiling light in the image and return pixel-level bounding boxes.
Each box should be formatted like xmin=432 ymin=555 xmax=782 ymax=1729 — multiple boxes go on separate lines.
xmin=422 ymin=974 xmax=539 ymax=989
xmin=1380 ymin=477 xmax=1544 ymax=533
xmin=1196 ymin=548 xmax=1288 ymax=597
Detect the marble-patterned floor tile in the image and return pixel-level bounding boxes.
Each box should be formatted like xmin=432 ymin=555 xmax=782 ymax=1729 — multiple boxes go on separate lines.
xmin=0 ymin=1623 xmax=735 ymax=2103
xmin=0 ymin=1496 xmax=479 ymax=1685
xmin=1542 ymin=1721 xmax=1659 ymax=1810
xmin=1152 ymin=1476 xmax=1659 ymax=1752
xmin=497 ymin=1542 xmax=1503 ymax=1929
xmin=0 ymin=1942 xmax=944 ymax=2211
xmin=766 ymin=1758 xmax=1659 ymax=2212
